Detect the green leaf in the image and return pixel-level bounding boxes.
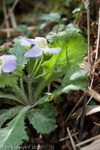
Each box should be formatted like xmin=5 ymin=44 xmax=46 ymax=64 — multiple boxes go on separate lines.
xmin=66 ymin=23 xmax=80 ymax=32
xmin=13 ymin=64 xmax=23 ymax=75
xmin=61 ymin=69 xmax=87 ymax=90
xmin=0 ymin=75 xmax=18 ymax=85
xmin=40 ymin=13 xmax=61 ymax=22
xmin=52 ymin=24 xmax=65 ymax=32
xmin=0 ymin=92 xmax=22 ymax=104
xmin=34 ymin=71 xmax=63 ymax=101
xmin=49 ymin=69 xmax=87 ymax=100
xmin=28 ymin=104 xmax=58 ymax=134
xmin=46 ymin=28 xmax=78 ymax=43
xmin=0 ymin=105 xmax=24 ymax=128
xmin=34 ymin=69 xmax=87 ymax=106
xmin=9 ymin=43 xmax=28 ymax=67
xmin=34 ymin=29 xmax=87 ymax=100
xmin=13 ymin=85 xmax=29 ymax=105
xmin=53 ymin=69 xmax=87 ymax=97
xmin=15 ymin=25 xmax=32 ymax=37
xmin=60 ymin=17 xmax=67 ymax=24
xmin=37 ymin=22 xmax=50 ymax=30
xmin=53 ymin=69 xmax=87 ymax=95
xmin=27 ymin=58 xmax=36 ymax=74
xmin=65 ymin=0 xmax=73 ymax=6
xmin=34 ymin=95 xmax=49 ymax=107
xmin=0 ymin=106 xmax=31 ymax=149
xmin=0 ymin=99 xmax=20 ymax=105
xmin=47 ymin=30 xmax=87 ymax=70
xmin=72 ymin=7 xmax=81 ymax=14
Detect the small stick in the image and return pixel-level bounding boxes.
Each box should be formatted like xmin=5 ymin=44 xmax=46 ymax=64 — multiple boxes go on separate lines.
xmin=79 ymin=93 xmax=87 ymax=141
xmin=59 ymin=132 xmax=78 ymax=142
xmin=76 ymin=134 xmax=100 ymax=147
xmin=73 ymin=133 xmax=81 ymax=149
xmin=76 ymin=91 xmax=96 ymax=120
xmin=9 ymin=8 xmax=17 ymax=28
xmin=2 ymin=0 xmax=10 ymax=37
xmin=65 ymin=91 xmax=87 ymax=122
xmin=0 ymin=0 xmax=19 ymax=29
xmin=51 ymin=82 xmax=59 ymax=89
xmin=67 ymin=127 xmax=77 ymax=150
xmin=95 ymin=5 xmax=100 ymax=61
xmin=0 ymin=26 xmax=36 ymax=37
xmin=56 ymin=78 xmax=62 ymax=83
xmin=87 ymin=0 xmax=91 ymax=66
xmin=90 ymin=5 xmax=100 ymax=88
xmin=37 ymin=134 xmax=42 ymax=150
xmin=47 ymin=84 xmax=51 ymax=92
xmin=92 ymin=59 xmax=100 ymax=70
xmin=79 ymin=0 xmax=91 ymax=141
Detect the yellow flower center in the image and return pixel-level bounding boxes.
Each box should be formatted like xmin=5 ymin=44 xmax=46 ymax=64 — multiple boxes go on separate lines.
xmin=37 ymin=39 xmax=48 ymax=48
xmin=0 ymin=59 xmax=3 ymax=66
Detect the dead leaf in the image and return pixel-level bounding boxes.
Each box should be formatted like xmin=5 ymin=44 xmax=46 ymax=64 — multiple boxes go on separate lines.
xmin=80 ymin=138 xmax=100 ymax=150
xmin=80 ymin=61 xmax=91 ymax=72
xmin=71 ymin=105 xmax=100 ymax=119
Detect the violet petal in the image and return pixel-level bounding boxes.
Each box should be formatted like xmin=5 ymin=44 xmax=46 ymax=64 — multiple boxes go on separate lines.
xmin=2 ymin=60 xmax=16 ymax=73
xmin=1 ymin=55 xmax=16 ymax=61
xmin=25 ymin=45 xmax=42 ymax=58
xmin=43 ymin=47 xmax=62 ymax=53
xmin=19 ymin=37 xmax=36 ymax=46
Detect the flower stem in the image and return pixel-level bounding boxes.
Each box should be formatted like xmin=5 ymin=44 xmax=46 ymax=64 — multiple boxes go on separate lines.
xmin=20 ymin=78 xmax=25 ymax=93
xmin=31 ymin=57 xmax=40 ymax=77
xmin=12 ymin=83 xmax=30 ymax=105
xmin=28 ymin=77 xmax=33 ymax=105
xmin=31 ymin=57 xmax=43 ymax=80
xmin=34 ymin=70 xmax=53 ymax=80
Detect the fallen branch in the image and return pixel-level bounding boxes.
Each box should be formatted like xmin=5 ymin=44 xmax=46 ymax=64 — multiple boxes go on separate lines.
xmin=0 ymin=26 xmax=36 ymax=37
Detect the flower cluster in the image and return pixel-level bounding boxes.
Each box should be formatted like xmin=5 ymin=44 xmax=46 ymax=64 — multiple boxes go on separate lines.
xmin=19 ymin=37 xmax=62 ymax=58
xmin=0 ymin=37 xmax=61 ymax=74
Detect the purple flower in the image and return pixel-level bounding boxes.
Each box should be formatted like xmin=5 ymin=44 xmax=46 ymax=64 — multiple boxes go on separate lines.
xmin=0 ymin=55 xmax=17 ymax=74
xmin=19 ymin=37 xmax=61 ymax=58
xmin=19 ymin=37 xmax=35 ymax=46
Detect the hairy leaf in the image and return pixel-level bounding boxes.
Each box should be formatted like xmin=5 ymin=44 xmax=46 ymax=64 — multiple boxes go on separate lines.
xmin=34 ymin=29 xmax=87 ymax=100
xmin=9 ymin=43 xmax=28 ymax=67
xmin=40 ymin=13 xmax=60 ymax=22
xmin=0 ymin=99 xmax=21 ymax=105
xmin=0 ymin=75 xmax=18 ymax=85
xmin=0 ymin=105 xmax=24 ymax=128
xmin=52 ymin=24 xmax=65 ymax=32
xmin=0 ymin=65 xmax=23 ymax=86
xmin=66 ymin=23 xmax=80 ymax=32
xmin=51 ymin=69 xmax=87 ymax=98
xmin=34 ymin=69 xmax=87 ymax=106
xmin=28 ymin=104 xmax=58 ymax=134
xmin=0 ymin=106 xmax=31 ymax=149
xmin=15 ymin=25 xmax=32 ymax=37
xmin=0 ymin=92 xmax=22 ymax=104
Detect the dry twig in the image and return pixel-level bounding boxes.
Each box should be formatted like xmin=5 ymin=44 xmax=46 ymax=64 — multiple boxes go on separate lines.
xmin=76 ymin=134 xmax=100 ymax=147
xmin=90 ymin=5 xmax=100 ymax=88
xmin=86 ymin=0 xmax=91 ymax=66
xmin=9 ymin=8 xmax=17 ymax=28
xmin=2 ymin=0 xmax=10 ymax=37
xmin=59 ymin=133 xmax=78 ymax=142
xmin=0 ymin=26 xmax=36 ymax=37
xmin=67 ymin=127 xmax=76 ymax=150
xmin=65 ymin=91 xmax=87 ymax=122
xmin=0 ymin=0 xmax=19 ymax=29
